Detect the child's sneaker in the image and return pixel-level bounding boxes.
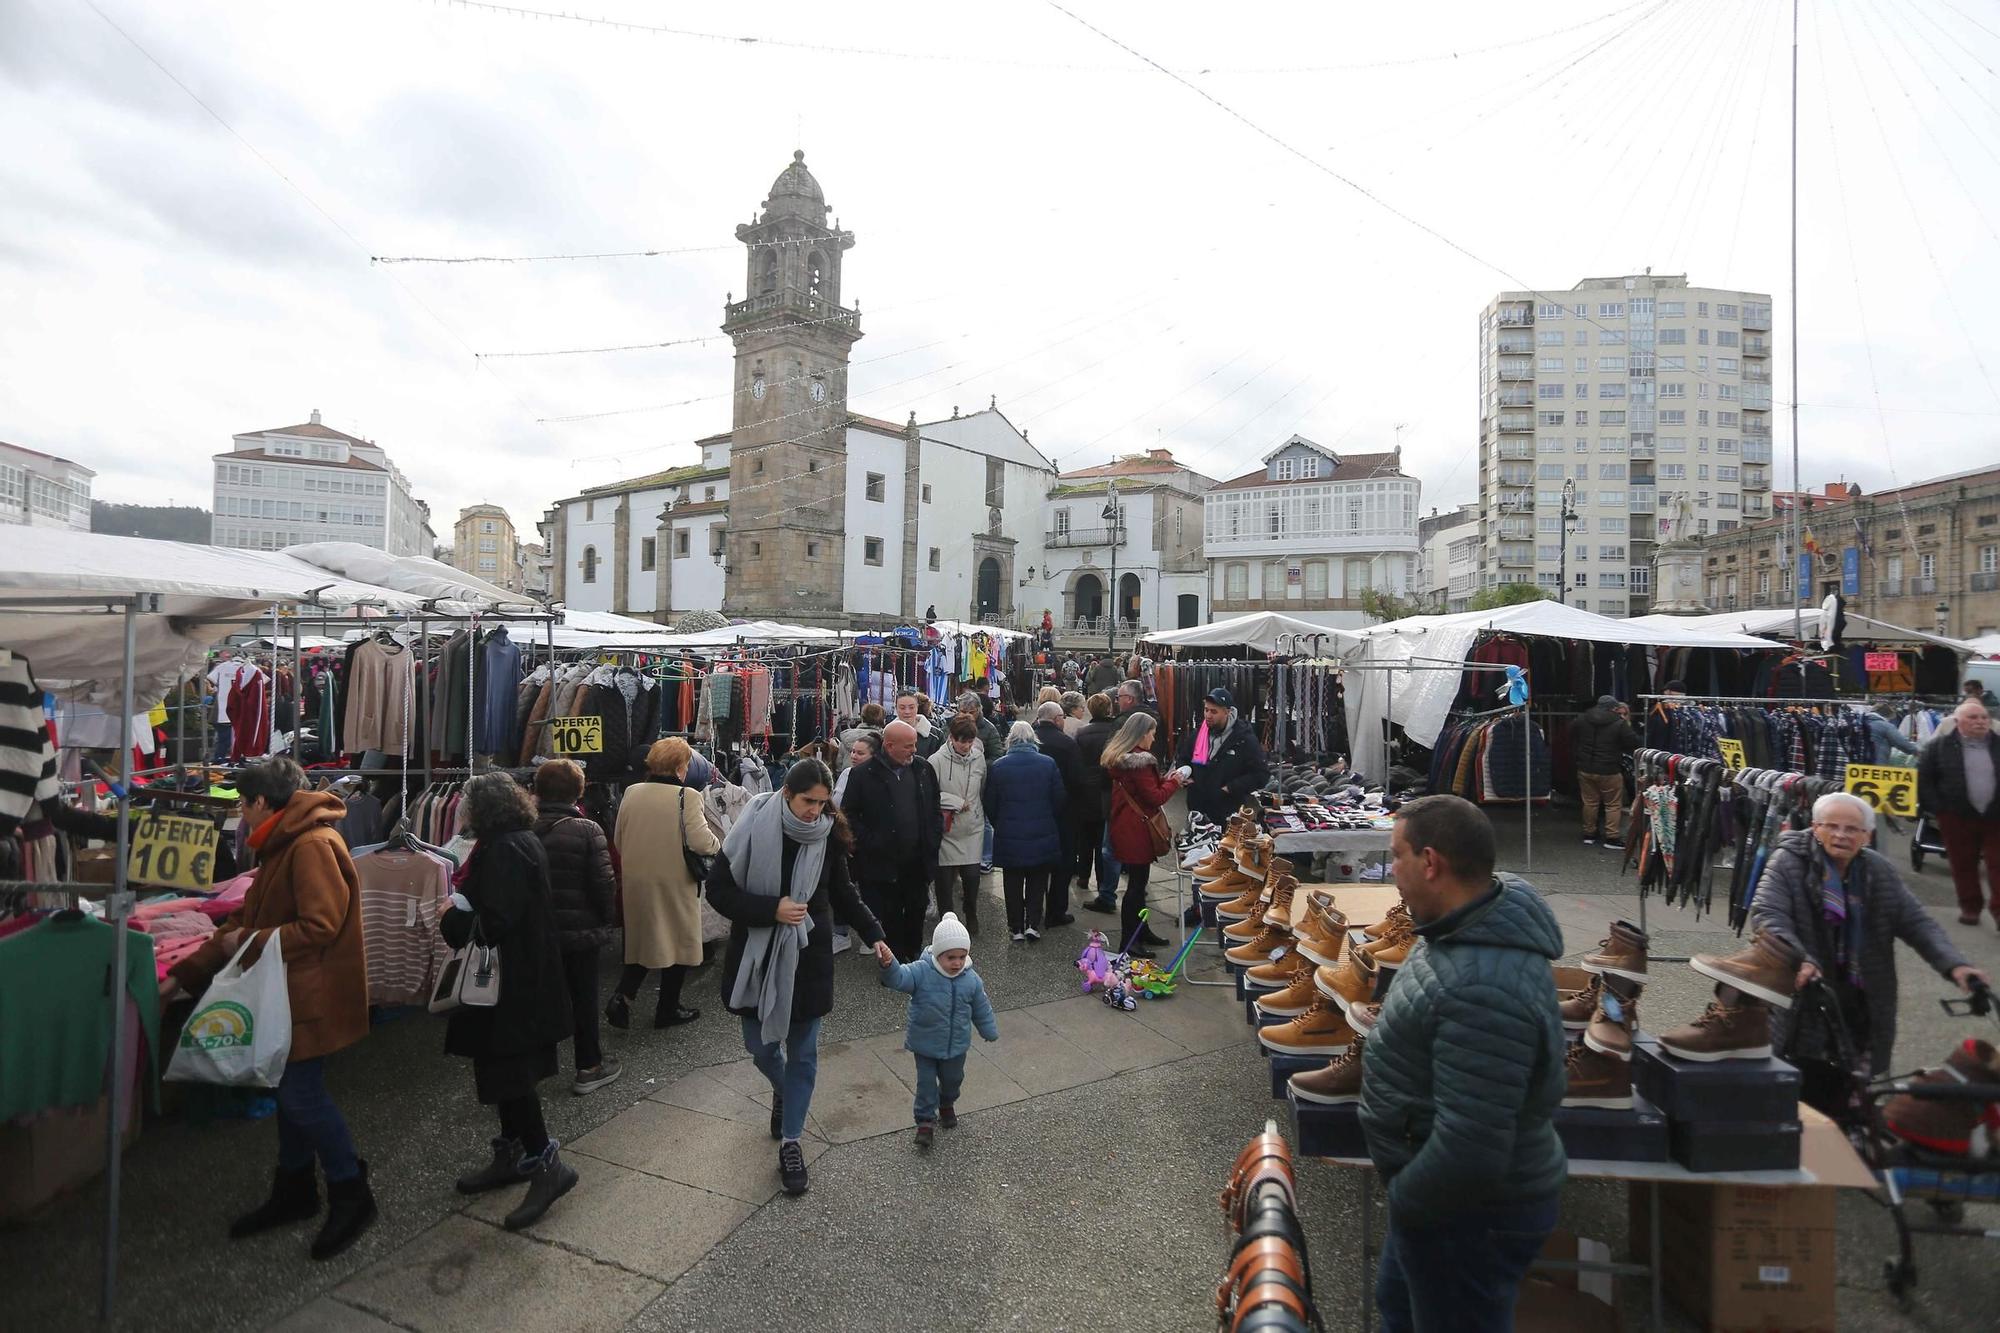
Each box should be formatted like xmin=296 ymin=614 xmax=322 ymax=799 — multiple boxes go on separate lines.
xmin=939 ymin=1103 xmax=958 ymax=1129
xmin=915 ymin=1122 xmax=935 ymax=1149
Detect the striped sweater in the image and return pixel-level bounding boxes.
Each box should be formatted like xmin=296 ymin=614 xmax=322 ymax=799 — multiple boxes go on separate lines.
xmin=0 ymin=652 xmax=59 ymax=838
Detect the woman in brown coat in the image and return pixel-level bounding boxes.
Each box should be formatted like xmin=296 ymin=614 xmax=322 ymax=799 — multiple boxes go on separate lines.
xmin=610 ymin=737 xmax=723 ymax=1029
xmin=164 ymin=757 xmax=375 ymax=1261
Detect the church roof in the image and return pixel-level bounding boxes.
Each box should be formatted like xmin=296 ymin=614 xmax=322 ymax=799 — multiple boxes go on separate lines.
xmin=761 ymin=151 xmax=829 ymax=223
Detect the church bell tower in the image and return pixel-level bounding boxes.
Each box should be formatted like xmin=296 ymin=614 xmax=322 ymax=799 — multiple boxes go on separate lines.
xmin=721 ymin=151 xmax=864 ymax=622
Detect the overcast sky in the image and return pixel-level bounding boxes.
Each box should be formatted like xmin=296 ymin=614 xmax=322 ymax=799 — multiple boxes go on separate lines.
xmin=5 ymin=0 xmax=1996 ymax=539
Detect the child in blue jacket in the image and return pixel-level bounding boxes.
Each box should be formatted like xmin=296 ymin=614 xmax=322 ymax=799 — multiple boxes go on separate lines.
xmin=879 ymin=912 xmax=999 ymax=1147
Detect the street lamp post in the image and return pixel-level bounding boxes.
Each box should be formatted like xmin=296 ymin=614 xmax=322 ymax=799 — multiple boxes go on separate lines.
xmin=1556 ymin=478 xmax=1579 ymax=606
xmin=1936 ymin=599 xmax=1950 ymax=637
xmin=1103 ymin=480 xmax=1120 ymax=654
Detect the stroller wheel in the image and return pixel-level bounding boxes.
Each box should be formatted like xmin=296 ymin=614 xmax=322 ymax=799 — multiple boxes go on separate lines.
xmin=1911 ymin=843 xmax=1925 ymax=873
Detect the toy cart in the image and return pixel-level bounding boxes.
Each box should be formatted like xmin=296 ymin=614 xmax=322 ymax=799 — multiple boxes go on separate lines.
xmin=1787 ymin=977 xmax=2000 ymax=1306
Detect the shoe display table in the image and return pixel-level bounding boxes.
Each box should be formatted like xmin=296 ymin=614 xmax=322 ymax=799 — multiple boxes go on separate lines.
xmin=1282 ymin=1091 xmax=1875 ymax=1332
xmin=1270 ymin=826 xmax=1393 ymax=858
xmin=1283 ymin=882 xmax=1402 ymax=932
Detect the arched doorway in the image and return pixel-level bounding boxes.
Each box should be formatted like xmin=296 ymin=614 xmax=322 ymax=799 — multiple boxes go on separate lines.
xmin=1118 ymin=573 xmax=1142 ymax=627
xmin=1178 ymin=594 xmax=1200 ymax=628
xmin=977 ymin=557 xmax=1001 ymax=618
xmin=1073 ymin=572 xmax=1104 ymax=624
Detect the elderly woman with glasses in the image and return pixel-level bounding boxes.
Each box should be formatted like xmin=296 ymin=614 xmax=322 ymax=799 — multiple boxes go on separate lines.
xmin=1744 ymin=792 xmax=1986 ymax=1102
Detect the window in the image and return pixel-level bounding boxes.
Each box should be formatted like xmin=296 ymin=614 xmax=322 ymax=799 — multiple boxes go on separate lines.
xmin=1599 ymin=330 xmax=1627 ymax=346
xmin=1600 ymin=572 xmax=1626 ymax=589
xmin=750 ymin=541 xmax=762 ymax=557
xmin=1599 ymin=383 xmax=1626 ymax=400
xmin=1275 ymin=457 xmax=1295 ymax=481
xmin=1657 ymin=328 xmax=1686 ymax=346
xmin=581 ymin=546 xmax=598 ymax=583
xmin=808 ymin=459 xmax=820 ymax=473
xmin=1719 ymin=357 xmax=1739 ymax=373
xmin=1659 ymin=410 xmax=1685 ymax=425
xmin=1718 ymin=494 xmax=1740 ymax=510
xmin=1537 ymin=384 xmax=1565 ymax=400
xmin=1575 ymin=410 xmax=1589 ymax=426
xmin=1538 ymin=356 xmax=1565 ymax=372
xmin=1300 ymin=456 xmax=1319 ymax=479
xmin=1599 ymin=544 xmax=1627 ymax=560
xmin=1697 ymin=464 xmax=1710 ymax=481
xmin=1537 ymin=545 xmax=1562 ymax=561
xmin=640 ymin=537 xmax=656 ymax=571
xmin=928 ymin=547 xmax=941 ymax=571
xmin=480 ymin=520 xmax=496 ymax=534
xmin=1718 ymin=465 xmax=1739 ymax=481
xmin=1717 ymin=385 xmax=1736 ymax=400
xmin=1717 ymin=437 xmax=1737 ymax=453
xmin=1598 ymin=463 xmax=1626 ymax=480
xmin=1660 ymin=382 xmax=1686 ymax=399
xmin=1574 ymin=464 xmax=1590 ymax=479
xmin=1576 ymin=383 xmax=1590 ymax=399
xmin=1598 ymin=491 xmax=1626 ymax=508
xmin=1303 ymin=561 xmax=1328 ymax=597
xmin=1660 ymin=436 xmax=1687 ymax=452
xmin=1598 ymin=302 xmax=1625 ymax=318
xmin=1538 ymin=435 xmax=1566 ymax=454
xmin=1575 ymin=437 xmax=1591 ymax=454
xmin=986 ymin=458 xmax=1004 ymax=507
xmin=1225 ymin=563 xmax=1249 ymax=599
xmin=1538 ymin=463 xmax=1566 ymax=479
xmin=1597 ymin=356 xmax=1627 ymax=372
xmin=1661 ymin=463 xmax=1687 ymax=480
xmin=806 ymin=540 xmax=821 ymax=558
xmin=863 ymin=537 xmax=883 ymax=566
xmin=1697 ymin=328 xmax=1709 ymax=345
xmin=675 ymin=530 xmax=690 ymax=557
xmin=1537 ymin=302 xmax=1564 ymax=319
xmin=865 ymin=472 xmax=885 ymax=502
xmin=1538 ymin=411 xmax=1565 ymax=427
xmin=1599 ymin=436 xmax=1627 ymax=453
xmin=1920 ymin=552 xmax=1936 ymax=580
xmin=754 ymin=459 xmax=764 ymax=475
xmin=705 ymin=486 xmax=716 ymax=501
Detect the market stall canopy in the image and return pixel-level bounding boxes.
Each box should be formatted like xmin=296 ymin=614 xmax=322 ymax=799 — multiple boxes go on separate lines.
xmin=926 ymin=618 xmax=1032 ymax=641
xmin=1623 ymin=607 xmax=1976 ymax=655
xmin=1142 ymin=612 xmax=1362 ymax=655
xmin=283 ymin=542 xmax=541 ymax=614
xmin=1966 ymin=633 xmax=2000 ymax=659
xmin=0 ymin=529 xmax=446 ymax=705
xmin=1341 ymin=600 xmax=1781 ymax=765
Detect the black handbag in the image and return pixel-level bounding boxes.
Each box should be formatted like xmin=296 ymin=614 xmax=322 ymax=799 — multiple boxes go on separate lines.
xmin=678 ymin=788 xmax=714 ymax=888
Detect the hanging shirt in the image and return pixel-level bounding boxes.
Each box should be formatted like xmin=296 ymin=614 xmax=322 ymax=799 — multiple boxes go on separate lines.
xmin=0 ymin=915 xmax=160 ymax=1121
xmin=207 ymin=659 xmax=256 ymax=723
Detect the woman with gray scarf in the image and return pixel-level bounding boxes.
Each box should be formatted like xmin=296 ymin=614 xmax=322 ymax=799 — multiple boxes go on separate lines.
xmin=707 ymin=758 xmax=893 ymax=1196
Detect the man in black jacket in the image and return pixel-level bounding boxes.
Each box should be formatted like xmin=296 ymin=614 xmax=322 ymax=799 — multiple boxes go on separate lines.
xmin=1176 ymin=688 xmax=1270 ymax=826
xmin=841 ymin=720 xmax=945 ymax=961
xmin=1033 ymin=701 xmax=1085 ymax=926
xmin=531 ymin=760 xmax=621 ymax=1095
xmin=1569 ymin=695 xmax=1639 ymax=848
xmin=1919 ymin=699 xmax=2000 ymax=925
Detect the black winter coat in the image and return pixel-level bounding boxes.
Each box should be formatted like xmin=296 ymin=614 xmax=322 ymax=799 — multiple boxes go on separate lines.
xmin=1918 ymin=729 xmax=2000 ymax=819
xmin=1073 ymin=717 xmax=1119 ymax=820
xmin=440 ymin=829 xmax=574 ymax=1062
xmin=1033 ymin=719 xmax=1088 ymax=829
xmin=707 ymin=839 xmax=884 ymax=1024
xmin=1176 ymin=716 xmax=1270 ymax=824
xmin=1569 ymin=704 xmax=1639 ymax=776
xmin=580 ymin=672 xmax=661 ymax=784
xmin=840 ymin=754 xmax=944 ymax=880
xmin=532 ymin=801 xmax=617 ymax=951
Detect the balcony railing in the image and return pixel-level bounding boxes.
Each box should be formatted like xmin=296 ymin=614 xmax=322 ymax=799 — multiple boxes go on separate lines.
xmin=1742 ymin=304 xmax=1773 ymax=330
xmin=1880 ymin=580 xmax=1904 ymax=597
xmin=1498 ymin=389 xmax=1534 ymax=408
xmin=1629 ymin=490 xmax=1655 ymax=513
xmin=1911 ymin=576 xmax=1938 ymax=595
xmin=1497 ymin=339 xmax=1534 ymax=356
xmin=1741 ymin=470 xmax=1769 ymax=490
xmin=1044 ymin=526 xmax=1127 ymax=549
xmin=1743 ymin=368 xmax=1771 ymax=384
xmin=1497 ymin=365 xmax=1534 ymax=382
xmin=1496 ymin=307 xmax=1535 ymax=326
xmin=724 ymin=286 xmax=861 ymax=331
xmin=1498 ymin=521 xmax=1533 ymax=538
xmin=1973 ymin=571 xmax=1999 ymax=592
xmin=1497 ymin=441 xmax=1534 ymax=460
xmin=1742 ymin=387 xmax=1773 ymax=410
xmin=1497 ymin=414 xmax=1534 ymax=433
xmin=1743 ymin=336 xmax=1769 ymax=356
xmin=1741 ymin=441 xmax=1772 ymax=464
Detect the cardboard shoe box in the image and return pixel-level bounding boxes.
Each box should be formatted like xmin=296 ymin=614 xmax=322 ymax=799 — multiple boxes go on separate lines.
xmin=1670 ymin=1117 xmax=1803 ymax=1173
xmin=1632 ymin=1037 xmax=1801 ymax=1124
xmin=1630 ymin=1181 xmax=1836 ymax=1332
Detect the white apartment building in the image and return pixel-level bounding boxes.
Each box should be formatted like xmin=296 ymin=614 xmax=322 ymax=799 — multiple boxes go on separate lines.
xmin=1203 ymin=436 xmax=1421 ymax=630
xmin=0 ymin=440 xmax=93 ymax=531
xmin=1417 ymin=504 xmax=1481 ymax=612
xmin=1477 ymin=274 xmax=1773 ymax=617
xmin=1043 ymin=448 xmax=1214 ymax=634
xmin=211 ymin=411 xmax=435 ymax=556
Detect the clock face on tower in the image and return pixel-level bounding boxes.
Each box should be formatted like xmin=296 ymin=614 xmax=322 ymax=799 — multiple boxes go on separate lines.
xmin=751 ymin=376 xmax=767 ymax=401
xmin=810 ymin=378 xmax=826 ymax=403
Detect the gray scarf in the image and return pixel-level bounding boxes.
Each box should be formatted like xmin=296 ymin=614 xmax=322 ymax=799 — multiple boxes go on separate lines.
xmin=723 ymin=790 xmax=832 ymax=1042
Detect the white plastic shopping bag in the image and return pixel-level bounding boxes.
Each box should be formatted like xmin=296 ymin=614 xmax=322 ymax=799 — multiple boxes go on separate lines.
xmin=166 ymin=929 xmax=293 ymax=1088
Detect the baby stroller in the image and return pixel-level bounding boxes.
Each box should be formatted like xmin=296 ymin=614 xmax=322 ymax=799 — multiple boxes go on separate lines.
xmin=1908 ymin=811 xmax=1948 ymax=874
xmin=1786 ymin=976 xmax=2000 ymax=1306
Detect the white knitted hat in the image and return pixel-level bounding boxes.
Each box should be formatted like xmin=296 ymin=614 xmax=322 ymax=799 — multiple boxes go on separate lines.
xmin=931 ymin=912 xmax=971 ymax=955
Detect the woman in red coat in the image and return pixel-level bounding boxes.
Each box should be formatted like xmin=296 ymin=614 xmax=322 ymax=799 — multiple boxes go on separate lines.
xmin=1103 ymin=712 xmax=1184 ymax=958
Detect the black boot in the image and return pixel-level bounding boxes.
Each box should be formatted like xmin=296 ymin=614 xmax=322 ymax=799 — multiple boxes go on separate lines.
xmin=311 ymin=1160 xmax=377 ymax=1260
xmin=228 ymin=1162 xmax=319 ymax=1238
xmin=455 ymin=1137 xmax=531 ymax=1195
xmin=504 ymin=1140 xmax=579 ymax=1231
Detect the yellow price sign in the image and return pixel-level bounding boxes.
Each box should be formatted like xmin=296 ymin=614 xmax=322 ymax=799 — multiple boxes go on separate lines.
xmin=547 ymin=716 xmax=603 ymax=755
xmin=1716 ymin=738 xmax=1745 ymax=770
xmin=127 ymin=811 xmax=218 ymax=892
xmin=1845 ymin=762 xmax=1917 ymax=818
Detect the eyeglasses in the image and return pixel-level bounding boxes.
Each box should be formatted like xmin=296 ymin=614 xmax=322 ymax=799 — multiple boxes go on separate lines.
xmin=1814 ymin=822 xmax=1868 ymax=837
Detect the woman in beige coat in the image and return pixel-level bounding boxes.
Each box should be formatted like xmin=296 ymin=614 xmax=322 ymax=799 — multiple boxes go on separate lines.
xmin=609 ymin=738 xmax=721 ymax=1029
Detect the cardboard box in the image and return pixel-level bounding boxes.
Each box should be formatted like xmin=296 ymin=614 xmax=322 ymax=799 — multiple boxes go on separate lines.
xmin=1631 ymin=1182 xmax=1837 ymax=1332
xmin=72 ymin=848 xmax=117 ymax=885
xmin=1516 ymin=1275 xmax=1621 ymax=1332
xmin=1268 ymin=1053 xmax=1320 ymax=1100
xmin=0 ymin=1094 xmax=142 ymax=1223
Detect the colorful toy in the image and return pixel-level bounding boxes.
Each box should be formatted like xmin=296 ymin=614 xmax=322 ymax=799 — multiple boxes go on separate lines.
xmin=1101 ymin=982 xmax=1137 ymax=1011
xmin=1101 ymin=909 xmax=1205 ymax=1000
xmin=1077 ymin=930 xmax=1113 ymax=992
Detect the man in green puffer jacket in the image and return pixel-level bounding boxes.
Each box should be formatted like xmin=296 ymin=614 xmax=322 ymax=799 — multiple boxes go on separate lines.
xmin=1359 ymin=794 xmax=1567 ymax=1332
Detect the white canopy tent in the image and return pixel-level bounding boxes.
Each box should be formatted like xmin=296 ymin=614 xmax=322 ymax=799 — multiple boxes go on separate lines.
xmin=282 ymin=542 xmax=542 ymax=614
xmin=1142 ymin=611 xmax=1362 ymax=655
xmin=926 ymin=618 xmax=1032 ymax=641
xmin=1622 ymin=607 xmax=1977 ymax=656
xmin=1966 ymin=633 xmax=2000 ymax=659
xmin=1340 ymin=600 xmax=1779 ymax=776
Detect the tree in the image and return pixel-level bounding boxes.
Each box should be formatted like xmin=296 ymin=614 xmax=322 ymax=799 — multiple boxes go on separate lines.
xmin=1465 ymin=583 xmax=1553 ymax=611
xmin=1359 ymin=587 xmax=1426 ymax=624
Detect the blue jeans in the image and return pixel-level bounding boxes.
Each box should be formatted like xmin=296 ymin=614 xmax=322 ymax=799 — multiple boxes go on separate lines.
xmin=1376 ymin=1194 xmax=1560 ymax=1333
xmin=1094 ymin=826 xmax=1118 ymax=903
xmin=275 ymin=1058 xmax=360 ymax=1182
xmin=210 ymin=720 xmax=233 ymax=762
xmin=913 ymin=1052 xmax=967 ymax=1124
xmin=742 ymin=1015 xmax=821 ymax=1142
xmin=980 ymin=823 xmax=994 ymax=869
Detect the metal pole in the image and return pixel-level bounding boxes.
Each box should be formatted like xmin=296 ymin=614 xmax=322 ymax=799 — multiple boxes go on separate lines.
xmin=419 ymin=612 xmax=432 ymax=790
xmin=1789 ymin=0 xmax=1802 ymax=642
xmin=1523 ymin=701 xmax=1533 ymax=874
xmin=101 ymin=597 xmax=138 ymax=1322
xmin=266 ymin=602 xmax=278 ymax=757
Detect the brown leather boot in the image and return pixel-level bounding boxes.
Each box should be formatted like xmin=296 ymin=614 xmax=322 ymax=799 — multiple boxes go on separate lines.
xmin=1257 ymin=994 xmax=1355 ymax=1057
xmin=1224 ymin=921 xmax=1290 ymax=966
xmin=1293 ymin=893 xmax=1349 ymax=967
xmin=1313 ymin=955 xmax=1375 ymax=1013
xmin=1580 ymin=919 xmax=1649 ymax=983
xmin=1245 ymin=946 xmax=1312 ymax=993
xmin=1288 ymin=1036 xmax=1366 ymax=1104
xmin=1261 ymin=875 xmax=1299 ymax=935
xmin=1558 ymin=973 xmax=1601 ymax=1032
xmin=1222 ymin=898 xmax=1269 ymax=943
xmin=1562 ymin=1041 xmax=1633 ymax=1109
xmin=1362 ymin=901 xmax=1410 ymax=941
xmin=1690 ymin=929 xmax=1799 ymax=1010
xmin=1656 ymin=998 xmax=1774 ymax=1062
xmin=1254 ymin=963 xmax=1322 ymax=1018
xmin=1582 ymin=974 xmax=1641 ymax=1061
xmin=1215 ymin=874 xmax=1268 ymax=921
xmin=1200 ymin=865 xmax=1258 ymax=904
